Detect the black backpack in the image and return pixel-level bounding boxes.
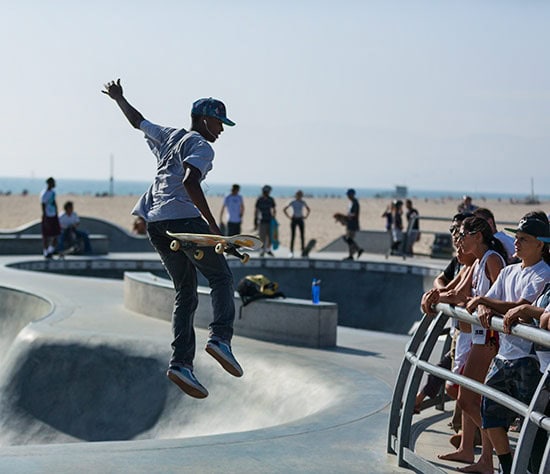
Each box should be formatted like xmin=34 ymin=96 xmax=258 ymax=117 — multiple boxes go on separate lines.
xmin=237 ymin=274 xmax=285 ymax=308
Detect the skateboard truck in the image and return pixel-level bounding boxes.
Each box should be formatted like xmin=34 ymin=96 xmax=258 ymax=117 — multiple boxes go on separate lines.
xmin=169 ymin=239 xmax=251 ymax=264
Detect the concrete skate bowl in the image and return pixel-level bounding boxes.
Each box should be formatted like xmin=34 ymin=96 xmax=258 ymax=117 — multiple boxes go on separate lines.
xmin=0 ymin=283 xmax=373 ymax=447
xmin=0 ymin=286 xmax=52 ymax=363
xmin=10 ymin=257 xmax=442 ymax=334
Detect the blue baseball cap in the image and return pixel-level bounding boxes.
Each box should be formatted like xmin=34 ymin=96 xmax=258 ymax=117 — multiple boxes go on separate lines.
xmin=191 ymin=98 xmax=235 ymax=126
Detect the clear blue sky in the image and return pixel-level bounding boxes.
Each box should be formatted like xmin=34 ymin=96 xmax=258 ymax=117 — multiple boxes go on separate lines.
xmin=1 ymin=1 xmax=549 ymax=194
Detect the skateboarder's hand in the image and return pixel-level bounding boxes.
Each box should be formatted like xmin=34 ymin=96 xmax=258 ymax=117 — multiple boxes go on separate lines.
xmin=102 ymin=79 xmax=124 ymax=100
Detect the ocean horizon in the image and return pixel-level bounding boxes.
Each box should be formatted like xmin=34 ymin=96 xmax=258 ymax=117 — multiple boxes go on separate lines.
xmin=0 ymin=176 xmax=547 ymax=202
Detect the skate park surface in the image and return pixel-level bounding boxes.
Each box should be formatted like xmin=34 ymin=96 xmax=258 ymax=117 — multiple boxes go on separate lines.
xmin=0 ymin=249 xmax=460 ymax=474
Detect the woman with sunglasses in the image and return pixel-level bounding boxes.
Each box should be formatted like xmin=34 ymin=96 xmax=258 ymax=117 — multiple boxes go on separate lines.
xmin=439 ymin=217 xmax=507 ymax=471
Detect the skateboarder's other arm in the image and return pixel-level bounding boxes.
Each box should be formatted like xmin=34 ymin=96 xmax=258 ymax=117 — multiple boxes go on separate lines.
xmin=183 ymin=165 xmax=222 ymax=235
xmin=283 ymin=203 xmax=291 ymax=219
xmin=219 ymin=203 xmax=226 ymax=224
xmin=102 ymin=79 xmax=145 ymax=129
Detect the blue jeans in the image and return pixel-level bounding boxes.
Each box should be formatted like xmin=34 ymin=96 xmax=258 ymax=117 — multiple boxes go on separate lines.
xmin=57 ymin=227 xmax=92 ymax=253
xmin=146 ymin=218 xmax=235 ymax=368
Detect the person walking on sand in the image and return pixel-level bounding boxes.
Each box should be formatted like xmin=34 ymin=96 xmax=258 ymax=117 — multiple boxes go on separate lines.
xmin=39 ymin=177 xmax=61 ymax=258
xmin=102 ymin=78 xmax=242 ymax=399
xmin=283 ymin=190 xmax=310 ymax=258
xmin=219 ymin=184 xmax=244 ymax=236
xmin=254 ymin=185 xmax=276 ymax=256
xmin=340 ymin=188 xmax=363 ymax=260
xmin=404 ymin=199 xmax=420 ymax=256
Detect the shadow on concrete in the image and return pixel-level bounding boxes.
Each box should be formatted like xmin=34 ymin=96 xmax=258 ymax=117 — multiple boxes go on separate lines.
xmin=330 ymin=346 xmax=381 ymax=357
xmin=5 ymin=344 xmax=167 ymax=442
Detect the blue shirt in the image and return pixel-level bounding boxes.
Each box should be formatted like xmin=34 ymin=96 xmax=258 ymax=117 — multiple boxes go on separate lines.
xmin=132 ymin=120 xmax=214 ymax=222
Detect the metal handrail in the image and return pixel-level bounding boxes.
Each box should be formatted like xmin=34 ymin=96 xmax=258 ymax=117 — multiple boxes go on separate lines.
xmin=387 ymin=303 xmax=550 ymax=474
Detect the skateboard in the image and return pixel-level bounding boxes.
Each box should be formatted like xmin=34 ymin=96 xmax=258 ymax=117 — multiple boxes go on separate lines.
xmin=301 ymin=238 xmax=317 ymax=258
xmin=270 ymin=218 xmax=280 ymax=250
xmin=166 ymin=231 xmax=263 ymax=264
xmin=333 ymin=213 xmax=348 ymax=226
xmin=57 ymin=245 xmax=78 ymax=259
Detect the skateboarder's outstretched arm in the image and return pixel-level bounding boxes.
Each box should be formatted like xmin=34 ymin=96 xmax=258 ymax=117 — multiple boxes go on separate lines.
xmin=102 ymin=79 xmax=145 ymax=129
xmin=183 ymin=165 xmax=222 ymax=236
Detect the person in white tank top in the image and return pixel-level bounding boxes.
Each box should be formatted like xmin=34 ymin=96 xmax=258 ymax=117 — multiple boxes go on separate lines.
xmin=437 ymin=217 xmax=507 ymax=470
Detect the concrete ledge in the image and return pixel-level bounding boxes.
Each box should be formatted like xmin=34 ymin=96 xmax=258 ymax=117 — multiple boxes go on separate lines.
xmin=123 ymin=272 xmax=338 ymax=348
xmin=0 ymin=216 xmax=155 ymax=253
xmin=0 ymin=234 xmax=109 ymax=255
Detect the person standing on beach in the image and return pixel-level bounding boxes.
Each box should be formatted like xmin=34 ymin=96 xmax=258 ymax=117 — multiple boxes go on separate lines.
xmin=219 ymin=184 xmax=244 ymax=236
xmin=254 ymin=185 xmax=276 ymax=256
xmin=458 ymin=195 xmax=478 ymax=213
xmin=390 ymin=200 xmax=404 ymax=256
xmin=342 ymin=188 xmax=363 ymax=260
xmin=102 ymin=78 xmax=242 ymax=399
xmin=283 ymin=190 xmax=311 ymax=257
xmin=39 ymin=177 xmax=61 ymax=258
xmin=404 ymin=199 xmax=420 ymax=256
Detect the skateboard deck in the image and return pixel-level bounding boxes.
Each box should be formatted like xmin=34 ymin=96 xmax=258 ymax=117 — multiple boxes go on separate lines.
xmin=301 ymin=238 xmax=317 ymax=257
xmin=333 ymin=213 xmax=348 ymax=226
xmin=270 ymin=218 xmax=280 ymax=250
xmin=166 ymin=231 xmax=263 ymax=264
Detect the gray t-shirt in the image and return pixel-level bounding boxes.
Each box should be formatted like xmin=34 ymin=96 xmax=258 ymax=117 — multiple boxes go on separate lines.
xmin=132 ymin=120 xmax=214 ymax=222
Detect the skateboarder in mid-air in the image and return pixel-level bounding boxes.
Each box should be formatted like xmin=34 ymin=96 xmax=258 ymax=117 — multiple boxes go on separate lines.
xmin=102 ymin=79 xmax=241 ymax=399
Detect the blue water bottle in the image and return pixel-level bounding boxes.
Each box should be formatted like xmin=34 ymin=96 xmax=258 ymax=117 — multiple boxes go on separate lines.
xmin=312 ymin=278 xmax=321 ymax=304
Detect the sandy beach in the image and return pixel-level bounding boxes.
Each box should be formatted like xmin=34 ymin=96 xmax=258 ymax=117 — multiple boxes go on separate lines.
xmin=1 ymin=193 xmax=548 ymax=254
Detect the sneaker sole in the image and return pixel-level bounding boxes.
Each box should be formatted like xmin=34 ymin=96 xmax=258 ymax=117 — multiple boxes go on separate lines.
xmin=167 ymin=370 xmax=208 ymax=399
xmin=205 ymin=345 xmax=243 ymax=377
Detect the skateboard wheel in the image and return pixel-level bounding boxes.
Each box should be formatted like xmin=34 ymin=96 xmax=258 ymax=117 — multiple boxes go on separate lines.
xmin=215 ymin=243 xmax=224 ymax=254
xmin=170 ymin=240 xmax=181 ymax=252
xmin=241 ymin=253 xmax=250 ymax=264
xmin=194 ymin=249 xmax=204 ymax=260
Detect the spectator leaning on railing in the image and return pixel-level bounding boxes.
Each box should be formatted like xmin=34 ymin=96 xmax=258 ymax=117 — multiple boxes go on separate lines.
xmin=465 ymin=211 xmax=550 ymax=474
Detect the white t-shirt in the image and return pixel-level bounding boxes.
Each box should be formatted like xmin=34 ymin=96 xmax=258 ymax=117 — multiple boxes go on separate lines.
xmin=287 ymin=199 xmax=308 ymax=219
xmin=132 ymin=121 xmax=214 ymax=222
xmin=58 ymin=211 xmax=80 ymax=230
xmin=486 ymin=260 xmax=550 ymax=360
xmin=40 ymin=188 xmax=57 ymax=217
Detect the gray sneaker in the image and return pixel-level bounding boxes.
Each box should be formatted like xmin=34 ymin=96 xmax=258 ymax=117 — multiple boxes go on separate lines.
xmin=167 ymin=366 xmax=208 ymax=399
xmin=205 ymin=339 xmax=244 ymax=377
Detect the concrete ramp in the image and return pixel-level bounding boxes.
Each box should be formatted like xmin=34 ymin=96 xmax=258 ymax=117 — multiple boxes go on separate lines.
xmin=0 ymin=286 xmax=52 ymax=362
xmin=0 ymin=283 xmax=343 ymax=446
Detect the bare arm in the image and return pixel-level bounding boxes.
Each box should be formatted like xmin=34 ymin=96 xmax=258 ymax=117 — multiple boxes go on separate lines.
xmin=102 ymin=79 xmax=145 ymax=129
xmin=183 ymin=165 xmax=221 ymax=235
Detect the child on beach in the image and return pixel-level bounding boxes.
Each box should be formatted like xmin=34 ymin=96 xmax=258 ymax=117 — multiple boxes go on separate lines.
xmin=102 ymin=78 xmax=242 ymax=399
